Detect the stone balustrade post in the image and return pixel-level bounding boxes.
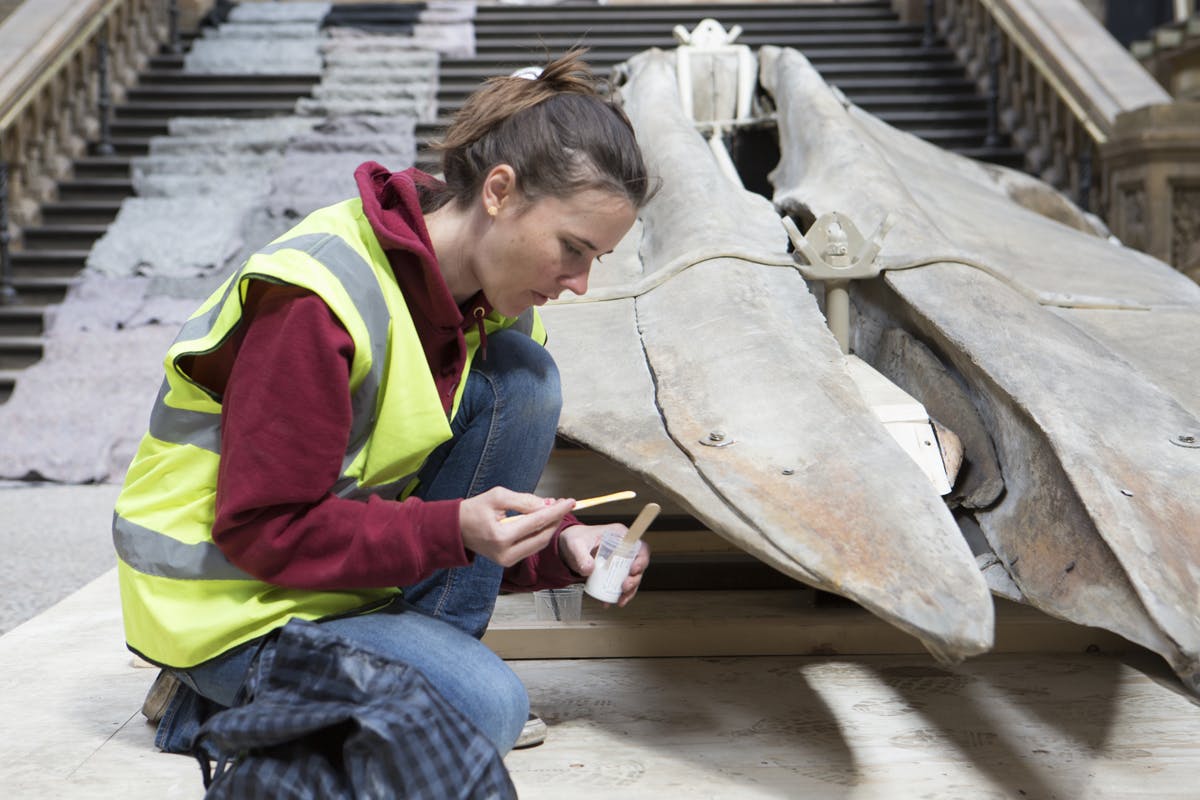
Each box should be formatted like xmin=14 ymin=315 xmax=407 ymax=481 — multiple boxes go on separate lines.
xmin=0 ymin=152 xmax=15 ymax=305
xmin=1101 ymin=102 xmax=1200 ymax=281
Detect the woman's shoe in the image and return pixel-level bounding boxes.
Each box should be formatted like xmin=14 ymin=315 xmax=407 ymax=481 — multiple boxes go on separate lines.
xmin=140 ymin=670 xmax=180 ymax=724
xmin=513 ymin=712 xmax=547 ymax=749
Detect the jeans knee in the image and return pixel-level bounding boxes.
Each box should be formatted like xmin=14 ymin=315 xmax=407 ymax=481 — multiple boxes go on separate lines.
xmin=525 ymin=353 xmax=562 ymax=422
xmin=476 ymin=662 xmax=529 ymax=753
xmin=489 ymin=331 xmax=563 ymax=423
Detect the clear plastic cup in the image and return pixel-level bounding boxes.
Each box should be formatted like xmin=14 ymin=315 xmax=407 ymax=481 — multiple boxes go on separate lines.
xmin=584 ymin=530 xmax=642 ymax=603
xmin=533 ymin=584 xmax=583 ymax=621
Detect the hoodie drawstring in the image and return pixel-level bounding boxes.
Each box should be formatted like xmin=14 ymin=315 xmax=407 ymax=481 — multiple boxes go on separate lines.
xmin=473 ymin=306 xmax=487 ymax=361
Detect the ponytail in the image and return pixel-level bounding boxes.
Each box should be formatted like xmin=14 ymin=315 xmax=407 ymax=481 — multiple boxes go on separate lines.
xmin=424 ymin=50 xmax=651 ymax=213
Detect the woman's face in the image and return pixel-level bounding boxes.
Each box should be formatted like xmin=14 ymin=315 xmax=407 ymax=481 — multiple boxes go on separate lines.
xmin=475 ymin=187 xmax=637 ymax=317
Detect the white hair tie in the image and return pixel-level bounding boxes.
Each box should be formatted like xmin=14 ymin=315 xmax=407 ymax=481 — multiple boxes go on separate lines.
xmin=510 ymin=66 xmax=542 ymax=81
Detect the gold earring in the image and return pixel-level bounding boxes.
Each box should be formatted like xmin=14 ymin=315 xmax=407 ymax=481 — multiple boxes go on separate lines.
xmin=488 ymin=206 xmax=498 ymax=217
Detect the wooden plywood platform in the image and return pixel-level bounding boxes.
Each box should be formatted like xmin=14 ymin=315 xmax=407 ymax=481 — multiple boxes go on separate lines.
xmin=485 ymin=590 xmax=1135 ymax=660
xmin=508 ymin=649 xmax=1200 ymax=799
xmin=4 ymin=570 xmax=1199 ymax=799
xmin=3 ymin=450 xmax=1196 ymax=798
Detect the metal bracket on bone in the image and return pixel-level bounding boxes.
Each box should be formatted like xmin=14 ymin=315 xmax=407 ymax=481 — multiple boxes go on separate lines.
xmin=781 ymin=211 xmax=896 ymax=353
xmin=673 ymin=18 xmax=759 ymax=187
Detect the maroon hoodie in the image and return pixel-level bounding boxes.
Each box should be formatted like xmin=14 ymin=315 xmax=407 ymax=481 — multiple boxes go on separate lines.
xmin=193 ymin=164 xmax=578 ymax=593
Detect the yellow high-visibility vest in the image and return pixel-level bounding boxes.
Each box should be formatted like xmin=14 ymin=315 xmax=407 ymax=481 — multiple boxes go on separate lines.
xmin=113 ymin=198 xmax=545 ymax=668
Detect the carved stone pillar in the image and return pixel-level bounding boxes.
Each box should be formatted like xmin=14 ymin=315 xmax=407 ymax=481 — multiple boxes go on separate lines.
xmin=1101 ymin=101 xmax=1200 ymax=281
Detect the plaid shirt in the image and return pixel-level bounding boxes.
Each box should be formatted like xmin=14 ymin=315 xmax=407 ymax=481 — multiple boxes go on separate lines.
xmin=195 ymin=620 xmax=516 ymax=799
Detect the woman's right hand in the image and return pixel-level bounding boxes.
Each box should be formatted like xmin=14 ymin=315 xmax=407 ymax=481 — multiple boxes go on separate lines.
xmin=458 ymin=487 xmax=575 ymax=567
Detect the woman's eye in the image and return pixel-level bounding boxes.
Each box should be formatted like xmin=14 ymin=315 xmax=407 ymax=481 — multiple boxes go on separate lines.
xmin=563 ymin=241 xmax=584 ymax=258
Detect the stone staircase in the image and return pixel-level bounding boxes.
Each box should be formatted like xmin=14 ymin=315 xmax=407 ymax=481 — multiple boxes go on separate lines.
xmin=0 ymin=33 xmax=318 ymax=403
xmin=0 ymin=0 xmax=1019 ymax=411
xmin=431 ymin=1 xmax=1022 ymax=161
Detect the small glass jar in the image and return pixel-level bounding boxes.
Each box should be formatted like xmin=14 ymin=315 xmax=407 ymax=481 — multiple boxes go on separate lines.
xmin=584 ymin=530 xmax=642 ymax=603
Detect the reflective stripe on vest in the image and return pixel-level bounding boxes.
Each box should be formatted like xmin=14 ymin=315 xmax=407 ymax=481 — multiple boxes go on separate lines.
xmin=148 ymin=234 xmax=389 ymax=465
xmin=113 ymin=513 xmax=253 ymax=582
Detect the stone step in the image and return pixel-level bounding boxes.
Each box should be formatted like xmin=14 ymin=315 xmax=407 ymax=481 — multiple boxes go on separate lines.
xmin=109 ymin=118 xmax=171 ymax=136
xmin=443 ymin=45 xmax=955 ymax=65
xmin=437 ymin=57 xmax=965 ymax=78
xmin=438 ymin=85 xmax=984 ymax=113
xmin=472 ymin=29 xmax=921 ymax=46
xmin=136 ymin=69 xmax=320 ymax=86
xmin=0 ymin=368 xmax=17 ymax=404
xmin=437 ymin=73 xmax=979 ymax=96
xmin=89 ymin=137 xmax=154 ymax=157
xmin=957 ymin=144 xmax=1027 ymax=168
xmin=822 ymin=75 xmax=978 ymax=93
xmin=468 ymin=32 xmax=928 ymax=49
xmin=814 ymin=93 xmax=988 ymax=110
xmin=115 ymin=99 xmax=299 ymax=118
xmin=438 ymin=97 xmax=989 ymax=122
xmin=55 ymin=178 xmax=135 ymax=201
xmin=147 ymin=53 xmax=185 ymax=70
xmin=11 ymin=249 xmax=90 ymax=278
xmin=4 ymin=275 xmax=77 ymax=305
xmin=0 ymin=335 xmax=44 ymax=370
xmin=901 ymin=126 xmax=1002 ymax=148
xmin=472 ymin=3 xmax=898 ymax=24
xmin=19 ymin=225 xmax=108 ymax=252
xmin=39 ymin=200 xmax=124 ymax=225
xmin=874 ymin=108 xmax=991 ymax=127
xmin=71 ymin=156 xmax=133 ymax=178
xmin=0 ymin=306 xmax=45 ymax=337
xmin=473 ymin=20 xmax=921 ymax=37
xmin=126 ymin=84 xmax=313 ymax=103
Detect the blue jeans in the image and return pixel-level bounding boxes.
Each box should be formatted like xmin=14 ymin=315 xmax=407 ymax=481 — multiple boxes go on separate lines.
xmin=165 ymin=330 xmax=562 ymax=755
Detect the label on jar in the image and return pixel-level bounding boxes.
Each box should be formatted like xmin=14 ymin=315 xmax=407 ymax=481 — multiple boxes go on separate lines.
xmin=584 ymin=553 xmax=634 ymax=602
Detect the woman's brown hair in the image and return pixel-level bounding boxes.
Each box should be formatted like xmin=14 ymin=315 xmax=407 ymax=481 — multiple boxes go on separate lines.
xmin=423 ymin=49 xmax=651 ymax=213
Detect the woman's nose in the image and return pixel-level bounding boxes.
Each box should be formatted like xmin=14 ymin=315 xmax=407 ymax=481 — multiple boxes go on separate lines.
xmin=560 ymin=270 xmax=589 ymax=296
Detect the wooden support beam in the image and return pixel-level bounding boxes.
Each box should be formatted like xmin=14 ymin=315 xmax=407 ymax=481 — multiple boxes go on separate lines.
xmin=485 ymin=591 xmax=1134 ymax=660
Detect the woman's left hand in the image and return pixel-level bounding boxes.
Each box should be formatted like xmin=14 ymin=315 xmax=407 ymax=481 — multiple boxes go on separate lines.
xmin=557 ymin=523 xmax=651 ymax=607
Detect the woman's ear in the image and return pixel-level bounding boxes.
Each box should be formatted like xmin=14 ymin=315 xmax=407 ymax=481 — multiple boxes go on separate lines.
xmin=481 ymin=164 xmax=517 ymax=216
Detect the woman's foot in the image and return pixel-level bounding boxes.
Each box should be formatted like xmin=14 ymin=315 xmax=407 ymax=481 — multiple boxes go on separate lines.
xmin=140 ymin=670 xmax=180 ymax=724
xmin=513 ymin=712 xmax=547 ymax=749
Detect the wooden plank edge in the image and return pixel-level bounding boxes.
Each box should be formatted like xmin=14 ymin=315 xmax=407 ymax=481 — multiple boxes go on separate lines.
xmin=484 ymin=592 xmax=1136 ymax=660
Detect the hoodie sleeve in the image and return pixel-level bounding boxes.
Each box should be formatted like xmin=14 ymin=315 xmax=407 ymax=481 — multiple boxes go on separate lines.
xmin=500 ymin=513 xmax=586 ymax=592
xmin=210 ymin=282 xmax=471 ymax=590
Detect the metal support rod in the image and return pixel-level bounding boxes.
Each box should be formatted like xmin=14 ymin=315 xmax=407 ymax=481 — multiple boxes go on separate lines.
xmin=96 ymin=22 xmax=115 ymax=157
xmin=923 ymin=0 xmax=937 ymax=48
xmin=1077 ymin=145 xmax=1093 ymax=213
xmin=0 ymin=158 xmax=16 ymax=305
xmin=985 ymin=29 xmax=1001 ymax=147
xmin=168 ymin=0 xmax=182 ymax=54
xmin=826 ymin=280 xmax=851 ymax=354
